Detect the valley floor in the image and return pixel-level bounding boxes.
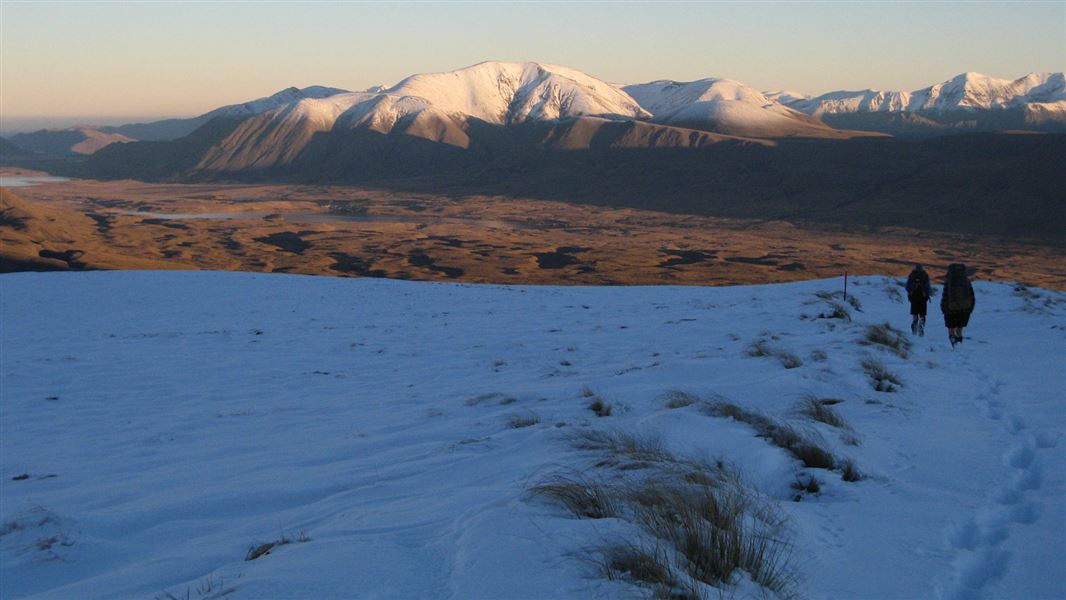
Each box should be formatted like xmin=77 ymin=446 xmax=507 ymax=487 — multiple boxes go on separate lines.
xmin=1 ymin=272 xmax=1064 ymax=599
xmin=4 ymin=176 xmax=1066 ymax=289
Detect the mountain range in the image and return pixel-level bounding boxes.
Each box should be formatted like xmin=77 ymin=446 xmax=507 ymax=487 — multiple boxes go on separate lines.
xmin=2 ymin=61 xmax=1064 ymax=186
xmin=5 ymin=63 xmax=1064 ymax=157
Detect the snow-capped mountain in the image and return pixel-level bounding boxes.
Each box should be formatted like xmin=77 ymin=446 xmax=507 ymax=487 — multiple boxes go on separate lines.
xmin=778 ymin=72 xmax=1066 ymax=135
xmin=622 ymin=78 xmax=856 ymax=138
xmin=192 ymin=62 xmax=751 ymax=173
xmin=99 ymin=85 xmax=352 ymax=142
xmin=385 ymin=61 xmax=649 ymax=125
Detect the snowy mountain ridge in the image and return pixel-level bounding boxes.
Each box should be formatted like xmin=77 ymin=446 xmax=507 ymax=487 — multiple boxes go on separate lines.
xmin=621 ymin=78 xmax=849 ymax=138
xmin=780 ymin=71 xmax=1066 ymax=115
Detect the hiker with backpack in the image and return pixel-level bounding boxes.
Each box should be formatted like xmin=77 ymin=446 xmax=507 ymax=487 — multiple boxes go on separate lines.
xmin=940 ymin=263 xmax=976 ymax=347
xmin=905 ymin=264 xmax=933 ymax=336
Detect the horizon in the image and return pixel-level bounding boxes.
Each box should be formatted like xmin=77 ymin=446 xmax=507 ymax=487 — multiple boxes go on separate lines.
xmin=2 ymin=1 xmax=1063 ymax=133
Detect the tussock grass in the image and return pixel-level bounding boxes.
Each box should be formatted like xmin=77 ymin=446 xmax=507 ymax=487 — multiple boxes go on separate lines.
xmin=791 ymin=474 xmax=821 ymax=498
xmin=862 ymin=359 xmax=902 ymax=392
xmin=589 ymin=398 xmax=614 ymax=417
xmin=572 ymin=429 xmax=674 ymax=468
xmin=538 ymin=432 xmax=799 ymax=599
xmin=598 ymin=543 xmax=678 ymax=589
xmin=818 ymin=303 xmax=852 ymax=322
xmin=245 ymin=531 xmax=309 ymax=561
xmin=580 ymin=387 xmax=614 ymax=417
xmin=662 ymin=390 xmax=700 ymax=409
xmin=839 ymin=459 xmax=864 ymax=482
xmin=529 ymin=473 xmax=617 ymax=519
xmin=702 ymin=400 xmax=835 ymax=470
xmin=746 ymin=341 xmax=803 ymax=369
xmin=796 ymin=397 xmax=849 ymax=429
xmin=847 ymin=295 xmax=863 ymax=312
xmin=861 ymin=323 xmax=912 ymax=358
xmin=628 ymin=482 xmax=795 ymax=596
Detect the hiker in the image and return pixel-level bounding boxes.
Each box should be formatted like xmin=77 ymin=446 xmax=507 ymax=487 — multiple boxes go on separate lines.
xmin=940 ymin=263 xmax=975 ymax=347
xmin=905 ymin=263 xmax=932 ymax=336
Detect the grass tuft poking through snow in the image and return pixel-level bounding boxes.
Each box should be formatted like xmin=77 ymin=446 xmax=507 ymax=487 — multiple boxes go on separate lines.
xmin=529 ymin=473 xmax=618 ymax=520
xmin=862 ymin=358 xmax=903 ymax=392
xmin=839 ymin=459 xmax=864 ymax=482
xmin=662 ymin=390 xmax=700 ymax=410
xmin=701 ymin=400 xmax=836 ymax=470
xmin=746 ymin=341 xmax=803 ymax=369
xmin=627 ymin=480 xmax=797 ymax=598
xmin=244 ymin=531 xmax=309 ymax=561
xmin=796 ymin=396 xmax=849 ymax=429
xmin=597 ymin=542 xmax=682 ymax=592
xmin=861 ymin=323 xmax=912 ymax=358
xmin=538 ymin=432 xmax=798 ymax=599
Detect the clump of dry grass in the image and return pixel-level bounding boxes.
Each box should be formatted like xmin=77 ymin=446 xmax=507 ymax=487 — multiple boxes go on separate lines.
xmin=791 ymin=474 xmax=821 ymax=499
xmin=702 ymin=400 xmax=835 ymax=470
xmin=627 ymin=481 xmax=796 ymax=596
xmin=747 ymin=341 xmax=803 ymax=369
xmin=662 ymin=390 xmax=700 ymax=409
xmin=529 ymin=473 xmax=617 ymax=519
xmin=245 ymin=531 xmax=310 ymax=561
xmin=581 ymin=387 xmax=614 ymax=417
xmin=839 ymin=459 xmax=864 ymax=482
xmin=861 ymin=323 xmax=912 ymax=358
xmin=537 ymin=431 xmax=800 ymax=599
xmin=795 ymin=397 xmax=849 ymax=429
xmin=847 ymin=295 xmax=863 ymax=312
xmin=818 ymin=303 xmax=852 ymax=322
xmin=598 ymin=543 xmax=679 ymax=590
xmin=572 ymin=429 xmax=674 ymax=469
xmin=862 ymin=359 xmax=902 ymax=392
xmin=590 ymin=398 xmax=613 ymax=417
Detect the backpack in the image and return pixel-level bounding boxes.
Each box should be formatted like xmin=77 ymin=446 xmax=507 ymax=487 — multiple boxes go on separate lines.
xmin=907 ymin=270 xmax=929 ymax=301
xmin=945 ymin=264 xmax=973 ymax=312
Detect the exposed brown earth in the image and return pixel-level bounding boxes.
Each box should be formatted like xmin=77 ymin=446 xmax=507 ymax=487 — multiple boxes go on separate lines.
xmin=3 ymin=174 xmax=1064 ymax=289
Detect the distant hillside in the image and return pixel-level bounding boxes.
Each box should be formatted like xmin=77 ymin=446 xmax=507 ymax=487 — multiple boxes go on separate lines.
xmin=9 ymin=127 xmax=134 ymax=156
xmin=776 ymin=72 xmax=1066 ymax=136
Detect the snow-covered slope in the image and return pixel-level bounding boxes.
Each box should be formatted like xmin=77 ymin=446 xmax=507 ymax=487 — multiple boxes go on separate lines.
xmin=2 ymin=271 xmax=1063 ymax=599
xmin=195 ymin=92 xmax=378 ymax=170
xmin=623 ymin=79 xmax=860 ymax=138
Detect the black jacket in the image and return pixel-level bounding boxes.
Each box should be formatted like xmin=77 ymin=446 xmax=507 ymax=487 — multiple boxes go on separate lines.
xmin=906 ymin=269 xmax=932 ymax=301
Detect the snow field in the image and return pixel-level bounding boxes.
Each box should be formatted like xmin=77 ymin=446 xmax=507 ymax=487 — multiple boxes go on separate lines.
xmin=1 ymin=272 xmax=1063 ymax=599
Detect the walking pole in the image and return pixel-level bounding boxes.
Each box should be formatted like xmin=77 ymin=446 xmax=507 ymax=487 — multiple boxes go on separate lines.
xmin=843 ymin=270 xmax=848 ymax=303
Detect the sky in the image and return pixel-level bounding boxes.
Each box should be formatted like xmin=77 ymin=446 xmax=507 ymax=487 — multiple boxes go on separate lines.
xmin=1 ymin=1 xmax=1064 ymax=132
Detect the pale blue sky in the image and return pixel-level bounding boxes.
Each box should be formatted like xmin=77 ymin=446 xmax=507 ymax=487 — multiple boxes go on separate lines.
xmin=1 ymin=1 xmax=1064 ymax=130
